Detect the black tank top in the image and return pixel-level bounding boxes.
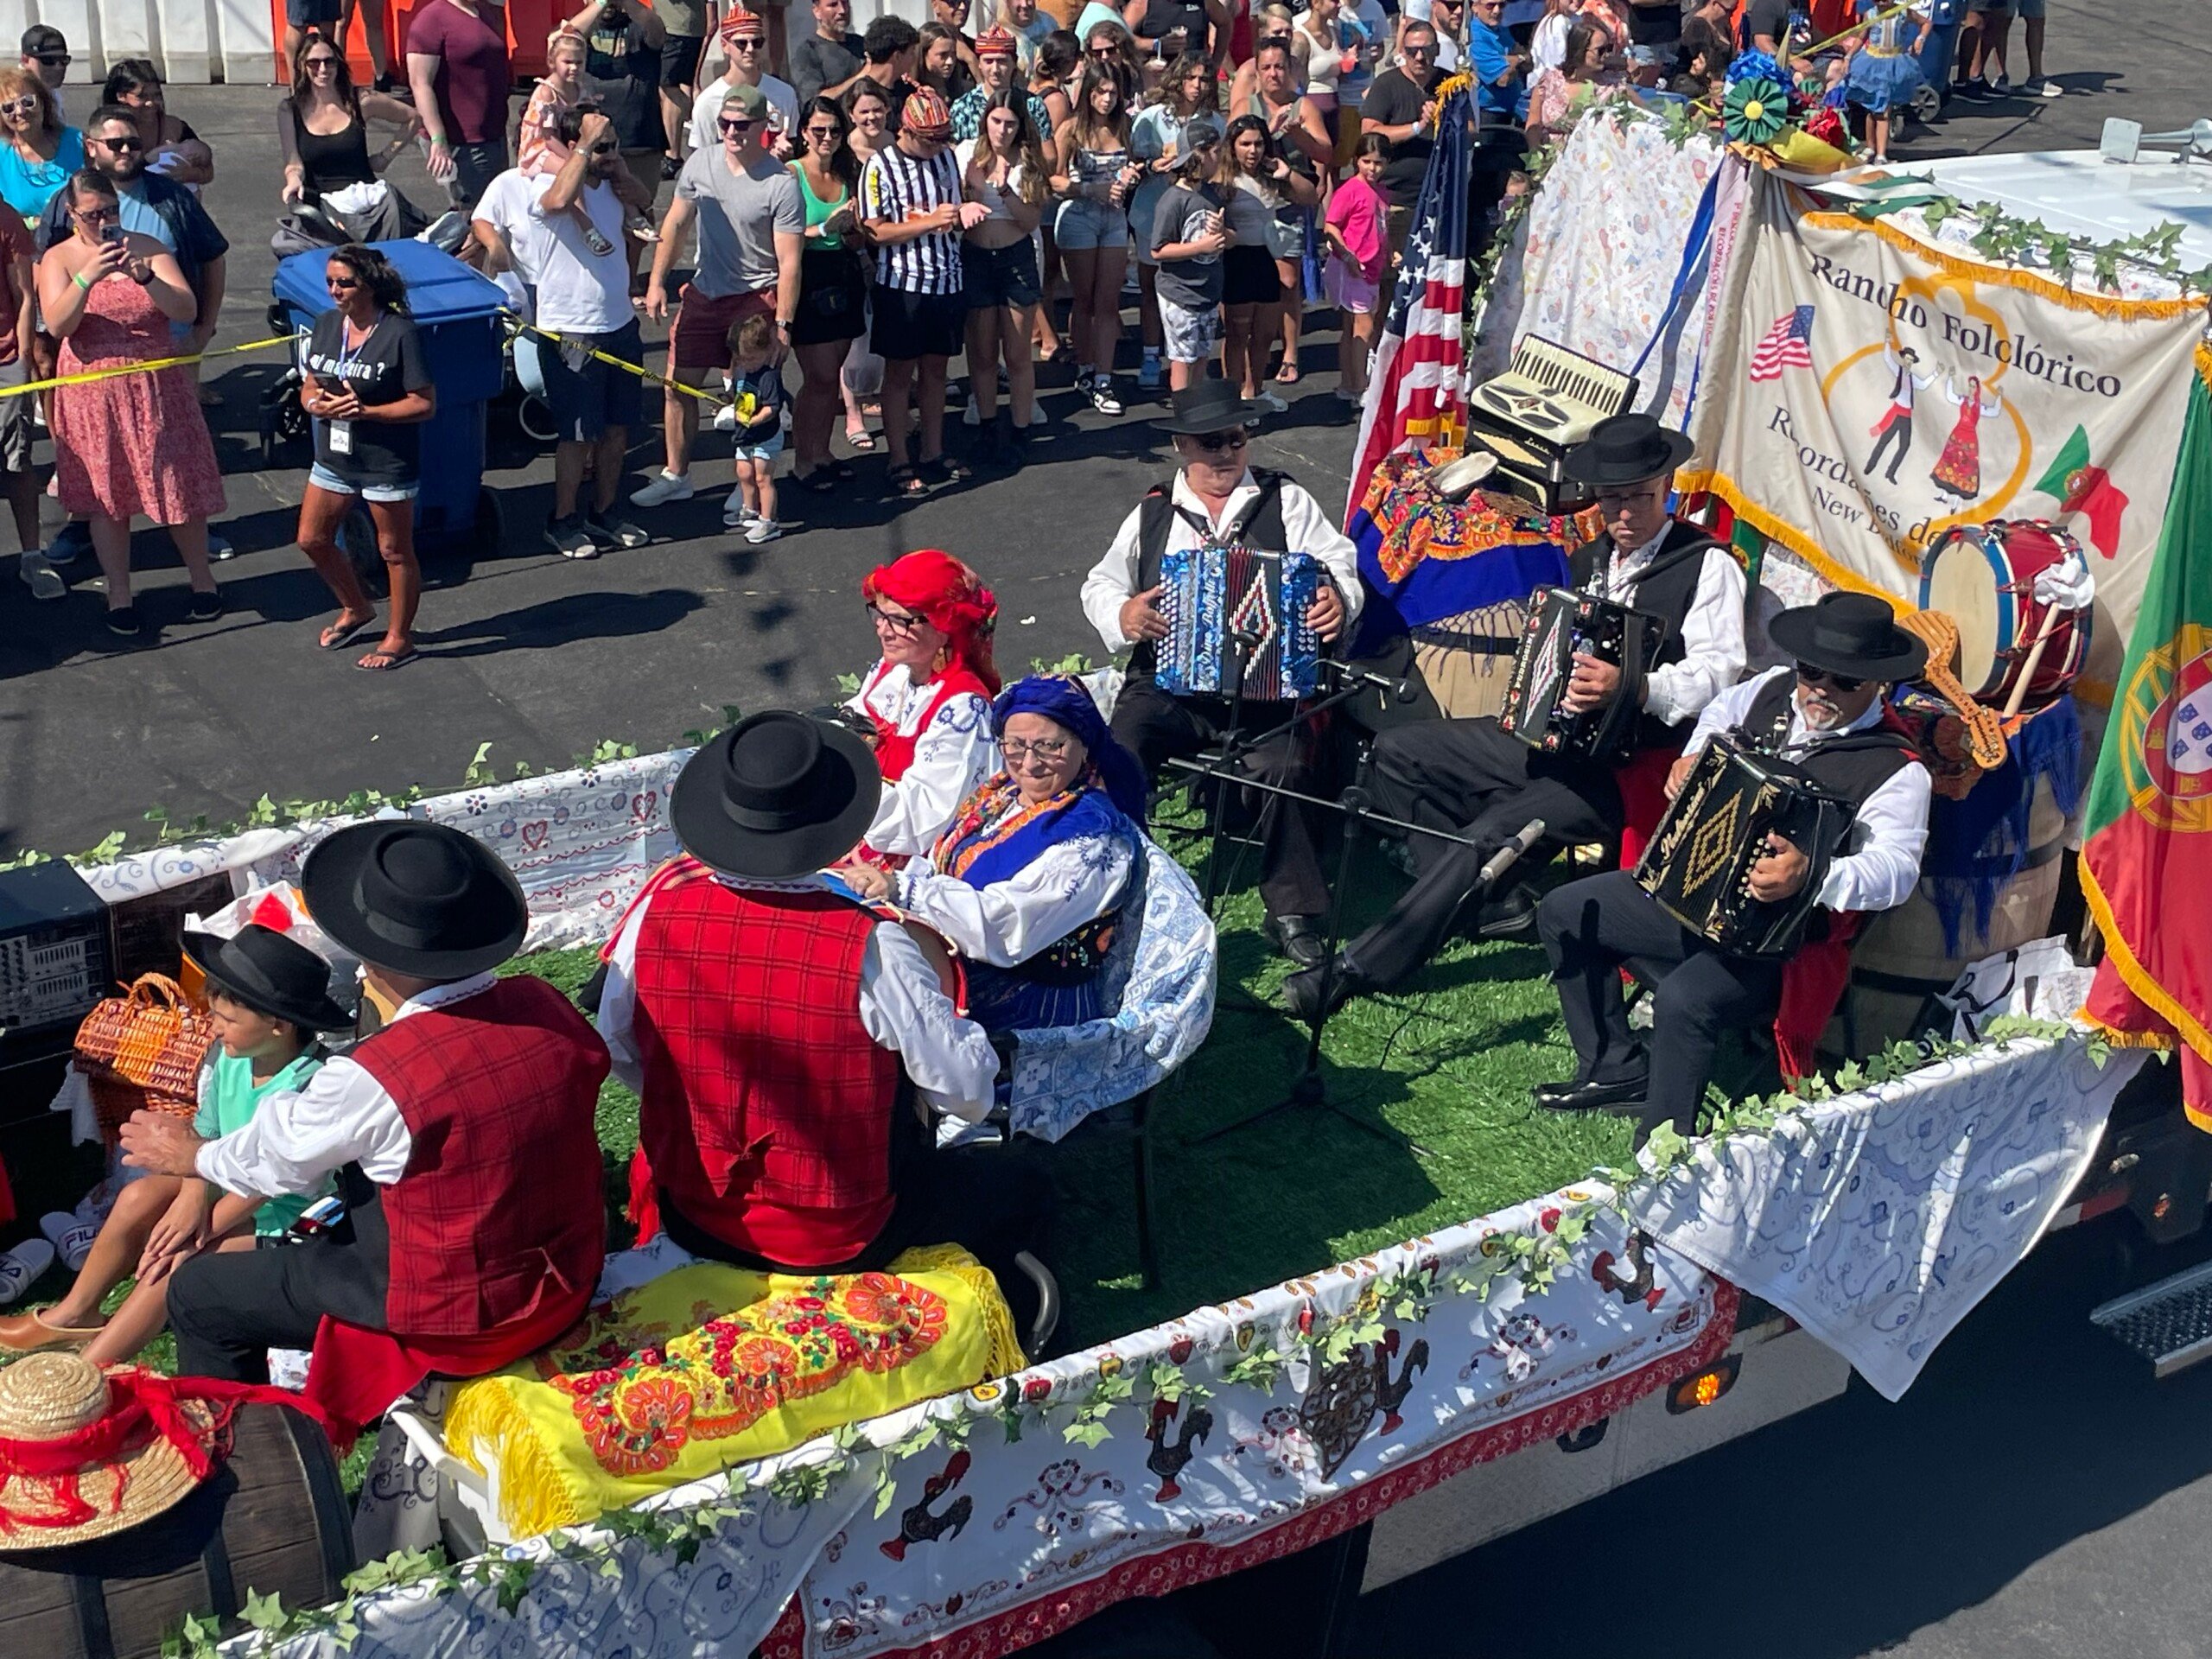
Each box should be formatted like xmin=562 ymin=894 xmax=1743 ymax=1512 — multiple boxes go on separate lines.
xmin=289 ymin=99 xmax=377 ymax=192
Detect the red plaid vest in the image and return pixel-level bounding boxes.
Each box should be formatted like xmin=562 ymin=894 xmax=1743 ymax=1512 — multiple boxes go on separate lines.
xmin=351 ymin=977 xmax=611 ymax=1338
xmin=632 ymin=876 xmax=902 ymax=1266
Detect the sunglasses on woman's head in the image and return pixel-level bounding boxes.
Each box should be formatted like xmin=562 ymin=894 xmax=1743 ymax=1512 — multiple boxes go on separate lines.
xmin=1192 ymin=429 xmax=1249 ymax=454
xmin=1796 ymin=663 xmax=1866 ymax=693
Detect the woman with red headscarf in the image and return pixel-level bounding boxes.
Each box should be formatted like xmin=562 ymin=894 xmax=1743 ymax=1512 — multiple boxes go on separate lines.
xmin=845 ymin=550 xmax=1002 ymax=861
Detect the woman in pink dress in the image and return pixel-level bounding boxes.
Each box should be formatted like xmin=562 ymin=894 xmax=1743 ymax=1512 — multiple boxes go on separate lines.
xmin=38 ymin=169 xmax=225 ymax=639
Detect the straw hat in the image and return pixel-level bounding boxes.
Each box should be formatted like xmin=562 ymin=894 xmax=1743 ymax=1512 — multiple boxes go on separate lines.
xmin=0 ymin=1354 xmax=219 ymax=1547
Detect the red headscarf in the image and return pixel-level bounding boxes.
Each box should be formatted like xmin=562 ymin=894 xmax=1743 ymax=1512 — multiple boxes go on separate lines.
xmin=862 ymin=550 xmax=1001 ymax=696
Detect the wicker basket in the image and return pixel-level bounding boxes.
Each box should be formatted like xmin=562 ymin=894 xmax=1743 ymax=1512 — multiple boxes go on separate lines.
xmin=73 ymin=975 xmax=215 ymax=1145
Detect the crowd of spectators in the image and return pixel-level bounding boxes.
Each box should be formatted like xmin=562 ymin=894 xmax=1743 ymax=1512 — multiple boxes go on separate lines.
xmin=1 ymin=0 xmax=2062 ymax=652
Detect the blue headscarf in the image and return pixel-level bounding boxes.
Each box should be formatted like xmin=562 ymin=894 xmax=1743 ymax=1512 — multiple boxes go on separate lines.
xmin=993 ymin=676 xmax=1149 ymax=823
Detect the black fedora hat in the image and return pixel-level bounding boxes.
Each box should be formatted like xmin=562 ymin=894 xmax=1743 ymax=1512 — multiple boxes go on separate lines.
xmin=670 ymin=710 xmax=882 ymax=880
xmin=1767 ymin=591 xmax=1928 ymax=683
xmin=1560 ymin=413 xmax=1694 ymax=488
xmin=182 ymin=923 xmax=353 ymax=1033
xmin=1155 ymin=381 xmax=1262 ymax=436
xmin=300 ymin=821 xmax=530 ymax=980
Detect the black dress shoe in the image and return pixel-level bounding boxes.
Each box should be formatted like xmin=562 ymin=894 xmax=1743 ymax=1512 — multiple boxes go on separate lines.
xmin=1265 ymin=913 xmax=1328 ymax=969
xmin=1283 ymin=956 xmax=1366 ymax=1023
xmin=1531 ymin=1075 xmax=1589 ymax=1106
xmin=1535 ymin=1073 xmax=1649 ymax=1114
xmin=1471 ymin=883 xmax=1539 ymax=940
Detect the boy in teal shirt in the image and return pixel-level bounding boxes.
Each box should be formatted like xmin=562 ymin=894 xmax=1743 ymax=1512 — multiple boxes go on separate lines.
xmin=0 ymin=925 xmax=348 ymax=1363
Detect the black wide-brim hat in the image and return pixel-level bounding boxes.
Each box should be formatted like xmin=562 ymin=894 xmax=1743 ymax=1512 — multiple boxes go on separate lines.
xmin=181 ymin=924 xmax=353 ymax=1033
xmin=1560 ymin=412 xmax=1695 ymax=487
xmin=1767 ymin=590 xmax=1929 ymax=683
xmin=300 ymin=821 xmax=531 ymax=980
xmin=1154 ymin=381 xmax=1262 ymax=436
xmin=671 ymin=709 xmax=882 ymax=881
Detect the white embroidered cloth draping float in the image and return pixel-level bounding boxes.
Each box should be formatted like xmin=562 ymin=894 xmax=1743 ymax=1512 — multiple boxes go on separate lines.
xmin=1629 ymin=1029 xmax=2144 ymax=1402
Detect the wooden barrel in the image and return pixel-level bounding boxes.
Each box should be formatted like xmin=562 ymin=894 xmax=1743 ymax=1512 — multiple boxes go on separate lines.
xmin=1834 ymin=770 xmax=2067 ymax=1055
xmin=0 ymin=1403 xmax=356 ymax=1659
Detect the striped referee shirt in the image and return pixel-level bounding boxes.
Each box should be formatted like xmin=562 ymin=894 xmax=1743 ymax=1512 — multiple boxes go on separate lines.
xmin=861 ymin=141 xmax=965 ymax=295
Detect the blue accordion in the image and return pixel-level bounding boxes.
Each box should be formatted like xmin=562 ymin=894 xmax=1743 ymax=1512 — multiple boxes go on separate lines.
xmin=1154 ymin=546 xmax=1323 ymax=702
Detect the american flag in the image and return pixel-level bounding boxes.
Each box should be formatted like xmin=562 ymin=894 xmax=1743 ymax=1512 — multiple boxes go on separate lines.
xmin=1346 ymin=89 xmax=1472 ymax=525
xmin=1747 ymin=305 xmax=1816 ymax=381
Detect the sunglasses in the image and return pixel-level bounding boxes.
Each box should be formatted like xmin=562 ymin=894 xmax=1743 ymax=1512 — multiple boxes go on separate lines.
xmin=327 ymin=274 xmax=360 ymax=289
xmin=1795 ymin=663 xmax=1866 ymax=694
xmin=94 ymin=133 xmax=143 ymax=150
xmin=73 ymin=207 xmax=118 ymax=224
xmin=719 ymin=116 xmax=756 ymax=131
xmin=869 ymin=604 xmax=925 ymax=634
xmin=1402 ymin=42 xmax=1435 ymax=54
xmin=34 ymin=53 xmax=70 ymax=67
xmin=1192 ymin=429 xmax=1249 ymax=454
xmin=730 ymin=36 xmax=763 ymax=48
xmin=0 ymin=97 xmax=37 ymax=115
xmin=805 ymin=124 xmax=840 ymax=140
xmin=306 ymin=55 xmax=340 ymax=69
xmin=1089 ymin=43 xmax=1119 ymax=54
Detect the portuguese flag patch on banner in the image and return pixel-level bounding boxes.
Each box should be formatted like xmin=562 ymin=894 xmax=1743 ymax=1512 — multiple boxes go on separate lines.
xmin=2082 ymin=347 xmax=2212 ymax=1128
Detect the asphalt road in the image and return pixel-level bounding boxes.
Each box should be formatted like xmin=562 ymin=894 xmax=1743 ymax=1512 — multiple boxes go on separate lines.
xmin=2 ymin=0 xmax=2197 ymax=858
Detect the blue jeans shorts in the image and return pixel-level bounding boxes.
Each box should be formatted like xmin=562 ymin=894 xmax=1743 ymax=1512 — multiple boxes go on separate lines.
xmin=308 ymin=462 xmax=420 ymax=505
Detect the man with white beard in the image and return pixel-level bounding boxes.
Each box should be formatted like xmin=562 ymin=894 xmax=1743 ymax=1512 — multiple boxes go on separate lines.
xmin=1533 ymin=591 xmax=1933 ymax=1145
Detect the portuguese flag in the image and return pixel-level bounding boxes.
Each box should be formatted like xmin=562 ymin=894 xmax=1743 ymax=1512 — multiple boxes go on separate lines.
xmin=2082 ymin=348 xmax=2212 ymax=1128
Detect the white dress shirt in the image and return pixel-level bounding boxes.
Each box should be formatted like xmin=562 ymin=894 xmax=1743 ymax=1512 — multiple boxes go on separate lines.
xmin=1683 ymin=665 xmax=1932 ymax=915
xmin=1600 ymin=528 xmax=1747 ymax=729
xmin=893 ymin=826 xmax=1135 ymax=968
xmin=597 ymin=873 xmax=1000 ymax=1122
xmin=1082 ymin=470 xmax=1365 ymax=655
xmin=845 ymin=659 xmax=999 ymax=859
xmin=194 ymin=974 xmax=501 ymax=1200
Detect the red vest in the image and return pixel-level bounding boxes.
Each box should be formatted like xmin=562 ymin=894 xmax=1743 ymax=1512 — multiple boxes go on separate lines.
xmin=861 ymin=659 xmax=992 ymax=784
xmin=349 ymin=977 xmax=611 ymax=1339
xmin=632 ymin=874 xmax=903 ymax=1267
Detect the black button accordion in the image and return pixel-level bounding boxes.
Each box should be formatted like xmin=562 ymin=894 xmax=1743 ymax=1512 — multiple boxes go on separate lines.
xmin=1632 ymin=734 xmax=1854 ymax=958
xmin=1496 ymin=585 xmax=1663 ymax=764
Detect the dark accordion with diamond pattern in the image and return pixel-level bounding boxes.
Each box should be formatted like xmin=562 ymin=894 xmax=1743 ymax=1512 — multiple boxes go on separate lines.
xmin=1154 ymin=546 xmax=1322 ymax=701
xmin=1496 ymin=585 xmax=1662 ymax=763
xmin=1633 ymin=733 xmax=1854 ymax=957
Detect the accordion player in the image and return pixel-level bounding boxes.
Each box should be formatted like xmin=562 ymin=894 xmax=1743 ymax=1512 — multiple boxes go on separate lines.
xmin=1084 ymin=384 xmax=1365 ymax=968
xmin=1531 ymin=594 xmax=1933 ymax=1147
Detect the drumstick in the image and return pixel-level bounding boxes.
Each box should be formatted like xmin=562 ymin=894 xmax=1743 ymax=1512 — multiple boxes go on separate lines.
xmin=2000 ymin=604 xmax=2066 ymax=722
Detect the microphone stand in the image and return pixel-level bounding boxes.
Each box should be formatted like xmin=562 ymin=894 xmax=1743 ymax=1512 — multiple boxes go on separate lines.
xmin=1196 ymin=628 xmax=1257 ymax=918
xmin=1170 ymin=746 xmax=1483 ymax=1158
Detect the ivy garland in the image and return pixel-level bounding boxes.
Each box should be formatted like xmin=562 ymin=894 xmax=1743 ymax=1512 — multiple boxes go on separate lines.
xmin=167 ymin=1014 xmax=2097 ymax=1658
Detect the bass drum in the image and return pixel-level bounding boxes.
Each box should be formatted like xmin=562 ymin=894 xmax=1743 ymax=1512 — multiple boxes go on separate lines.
xmin=1834 ymin=769 xmax=2067 ymax=1055
xmin=1917 ymin=520 xmax=2092 ymax=713
xmin=0 ymin=1403 xmax=356 ymax=1659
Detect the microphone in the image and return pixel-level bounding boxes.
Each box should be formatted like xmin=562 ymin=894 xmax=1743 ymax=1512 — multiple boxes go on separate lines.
xmin=1477 ymin=819 xmax=1546 ymax=888
xmin=1324 ymin=660 xmax=1420 ymax=705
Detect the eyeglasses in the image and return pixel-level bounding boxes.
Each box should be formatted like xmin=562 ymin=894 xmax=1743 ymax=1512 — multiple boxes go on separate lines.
xmin=719 ymin=116 xmax=756 ymax=132
xmin=1000 ymin=736 xmax=1072 ymax=763
xmin=868 ymin=604 xmax=925 ymax=634
xmin=1795 ymin=663 xmax=1866 ymax=694
xmin=93 ymin=133 xmax=143 ymax=150
xmin=1594 ymin=482 xmax=1665 ymax=506
xmin=1192 ymin=429 xmax=1249 ymax=454
xmin=73 ymin=207 xmax=118 ymax=225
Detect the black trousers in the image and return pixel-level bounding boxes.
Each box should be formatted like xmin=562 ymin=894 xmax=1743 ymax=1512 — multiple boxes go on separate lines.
xmin=1111 ymin=676 xmax=1331 ymax=919
xmin=1537 ymin=869 xmax=1784 ymax=1139
xmin=1344 ymin=716 xmax=1621 ymax=988
xmin=663 ymin=1141 xmax=1057 ymax=1338
xmin=168 ymin=1169 xmax=392 ymax=1384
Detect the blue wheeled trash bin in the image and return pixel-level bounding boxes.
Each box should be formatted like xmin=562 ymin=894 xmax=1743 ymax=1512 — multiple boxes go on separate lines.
xmin=271 ymin=239 xmax=511 ymax=564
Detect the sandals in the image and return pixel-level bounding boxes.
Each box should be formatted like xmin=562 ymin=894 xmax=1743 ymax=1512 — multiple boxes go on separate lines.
xmin=356 ymin=645 xmax=420 ymax=672
xmin=887 ymin=465 xmax=930 ymax=499
xmin=845 ymin=424 xmax=877 ymax=451
xmin=320 ymin=614 xmax=377 ymax=651
xmin=1274 ymin=362 xmax=1301 ymax=385
xmin=922 ymin=455 xmax=972 ymax=486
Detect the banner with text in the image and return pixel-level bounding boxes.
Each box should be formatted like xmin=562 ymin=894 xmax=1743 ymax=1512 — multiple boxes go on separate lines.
xmin=1682 ymin=173 xmax=2208 ymax=698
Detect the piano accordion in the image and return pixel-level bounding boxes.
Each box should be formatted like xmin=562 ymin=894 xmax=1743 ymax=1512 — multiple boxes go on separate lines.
xmin=1496 ymin=584 xmax=1662 ymax=764
xmin=1632 ymin=734 xmax=1854 ymax=958
xmin=1466 ymin=335 xmax=1639 ymax=511
xmin=1154 ymin=545 xmax=1322 ymax=701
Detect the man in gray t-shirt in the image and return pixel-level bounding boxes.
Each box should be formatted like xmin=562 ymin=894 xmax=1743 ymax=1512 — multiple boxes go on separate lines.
xmin=638 ymin=83 xmax=806 ymax=504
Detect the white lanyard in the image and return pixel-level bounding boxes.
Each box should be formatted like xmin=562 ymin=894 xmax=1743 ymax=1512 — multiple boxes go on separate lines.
xmin=327 ymin=314 xmax=378 ymax=456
